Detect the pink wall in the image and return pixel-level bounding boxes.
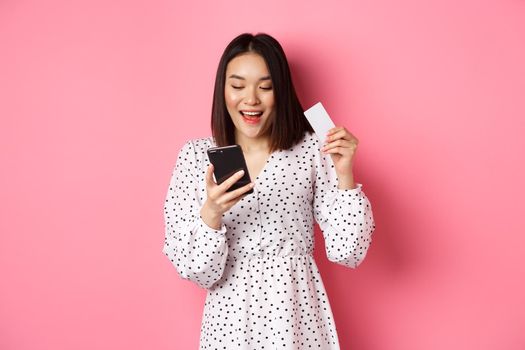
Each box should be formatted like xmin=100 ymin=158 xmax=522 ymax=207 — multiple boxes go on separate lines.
xmin=1 ymin=0 xmax=524 ymax=349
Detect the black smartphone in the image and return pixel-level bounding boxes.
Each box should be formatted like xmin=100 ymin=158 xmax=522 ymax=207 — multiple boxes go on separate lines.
xmin=207 ymin=145 xmax=254 ymax=194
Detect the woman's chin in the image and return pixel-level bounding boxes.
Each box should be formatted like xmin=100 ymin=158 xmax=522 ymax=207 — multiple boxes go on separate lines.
xmin=239 ymin=127 xmax=264 ymax=139
xmin=234 ymin=117 xmax=270 ymax=140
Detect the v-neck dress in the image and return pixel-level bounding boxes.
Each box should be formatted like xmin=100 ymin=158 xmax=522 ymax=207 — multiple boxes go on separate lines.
xmin=163 ymin=130 xmax=376 ymax=349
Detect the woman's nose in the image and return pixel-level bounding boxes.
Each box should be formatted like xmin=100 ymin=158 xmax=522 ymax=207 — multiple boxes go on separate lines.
xmin=244 ymin=88 xmax=260 ymax=105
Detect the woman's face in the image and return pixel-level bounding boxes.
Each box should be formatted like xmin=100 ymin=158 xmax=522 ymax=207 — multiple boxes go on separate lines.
xmin=224 ymin=52 xmax=275 ymax=141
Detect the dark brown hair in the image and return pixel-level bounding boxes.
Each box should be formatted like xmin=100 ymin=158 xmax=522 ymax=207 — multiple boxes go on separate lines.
xmin=211 ymin=32 xmax=313 ymax=152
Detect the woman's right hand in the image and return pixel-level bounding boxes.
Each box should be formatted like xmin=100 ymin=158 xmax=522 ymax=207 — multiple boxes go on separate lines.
xmin=200 ymin=164 xmax=255 ymax=230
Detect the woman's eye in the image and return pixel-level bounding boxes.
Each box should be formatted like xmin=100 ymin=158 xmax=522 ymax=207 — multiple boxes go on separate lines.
xmin=231 ymin=85 xmax=272 ymax=90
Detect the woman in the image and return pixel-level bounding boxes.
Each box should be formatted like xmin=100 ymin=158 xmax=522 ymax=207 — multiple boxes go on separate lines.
xmin=163 ymin=32 xmax=376 ymax=349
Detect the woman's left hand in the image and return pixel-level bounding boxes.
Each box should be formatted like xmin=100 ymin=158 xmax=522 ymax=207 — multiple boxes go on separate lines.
xmin=320 ymin=126 xmax=358 ymax=179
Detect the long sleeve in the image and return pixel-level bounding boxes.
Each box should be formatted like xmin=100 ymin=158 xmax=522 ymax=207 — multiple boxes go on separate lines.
xmin=162 ymin=140 xmax=229 ymax=289
xmin=312 ymin=142 xmax=376 ymax=269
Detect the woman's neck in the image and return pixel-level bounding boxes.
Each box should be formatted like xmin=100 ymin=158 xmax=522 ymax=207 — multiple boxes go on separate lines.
xmin=235 ymin=132 xmax=270 ymax=154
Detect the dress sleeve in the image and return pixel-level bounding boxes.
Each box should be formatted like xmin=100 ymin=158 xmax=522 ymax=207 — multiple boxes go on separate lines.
xmin=312 ymin=142 xmax=376 ymax=268
xmin=162 ymin=140 xmax=229 ymax=289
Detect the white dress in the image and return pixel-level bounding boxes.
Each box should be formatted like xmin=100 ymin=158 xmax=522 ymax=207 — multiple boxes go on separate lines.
xmin=163 ymin=131 xmax=376 ymax=349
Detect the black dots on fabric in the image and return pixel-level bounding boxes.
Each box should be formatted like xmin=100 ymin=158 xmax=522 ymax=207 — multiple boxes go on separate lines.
xmin=163 ymin=131 xmax=376 ymax=349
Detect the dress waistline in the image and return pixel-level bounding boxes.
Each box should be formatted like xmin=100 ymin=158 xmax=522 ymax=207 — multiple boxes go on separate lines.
xmin=245 ymin=252 xmax=314 ymax=261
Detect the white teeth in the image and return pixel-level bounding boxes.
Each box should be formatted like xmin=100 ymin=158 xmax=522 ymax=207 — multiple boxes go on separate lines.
xmin=242 ymin=111 xmax=263 ymax=116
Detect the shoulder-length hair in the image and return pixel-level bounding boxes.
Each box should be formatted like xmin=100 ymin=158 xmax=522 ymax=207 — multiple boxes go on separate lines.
xmin=211 ymin=33 xmax=313 ymax=152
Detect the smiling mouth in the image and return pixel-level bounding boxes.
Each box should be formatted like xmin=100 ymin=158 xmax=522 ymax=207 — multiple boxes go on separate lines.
xmin=240 ymin=111 xmax=263 ymax=117
xmin=240 ymin=111 xmax=263 ymax=124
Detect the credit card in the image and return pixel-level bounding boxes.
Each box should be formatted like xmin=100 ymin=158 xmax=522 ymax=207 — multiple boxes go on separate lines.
xmin=303 ymin=102 xmax=336 ymax=143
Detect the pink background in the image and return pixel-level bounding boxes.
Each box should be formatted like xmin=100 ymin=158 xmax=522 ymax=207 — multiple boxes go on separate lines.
xmin=1 ymin=0 xmax=524 ymax=349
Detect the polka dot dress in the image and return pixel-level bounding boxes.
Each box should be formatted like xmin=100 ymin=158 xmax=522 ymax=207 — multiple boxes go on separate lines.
xmin=163 ymin=131 xmax=376 ymax=349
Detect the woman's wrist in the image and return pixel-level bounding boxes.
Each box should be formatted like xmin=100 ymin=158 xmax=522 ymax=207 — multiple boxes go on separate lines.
xmin=200 ymin=202 xmax=223 ymax=230
xmin=337 ymin=174 xmax=356 ymax=190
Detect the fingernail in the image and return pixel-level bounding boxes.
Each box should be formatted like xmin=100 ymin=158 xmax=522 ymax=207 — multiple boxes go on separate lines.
xmin=238 ymin=170 xmax=244 ymax=174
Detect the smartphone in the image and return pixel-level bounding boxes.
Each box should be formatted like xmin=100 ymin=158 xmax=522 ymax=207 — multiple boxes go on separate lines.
xmin=207 ymin=145 xmax=254 ymax=195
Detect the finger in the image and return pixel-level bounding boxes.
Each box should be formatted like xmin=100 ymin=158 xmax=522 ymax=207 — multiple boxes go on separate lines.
xmin=323 ymin=146 xmax=356 ymax=156
xmin=217 ymin=169 xmax=246 ymax=193
xmin=322 ymin=139 xmax=355 ymax=151
xmin=325 ymin=128 xmax=347 ymax=143
xmin=347 ymin=132 xmax=359 ymax=143
xmin=220 ymin=182 xmax=255 ymax=203
xmin=205 ymin=164 xmax=216 ymax=188
xmin=327 ymin=126 xmax=344 ymax=136
xmin=222 ymin=192 xmax=246 ymax=209
xmin=326 ymin=128 xmax=358 ymax=143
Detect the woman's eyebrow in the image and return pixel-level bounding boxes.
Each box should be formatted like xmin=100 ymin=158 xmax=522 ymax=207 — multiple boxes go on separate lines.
xmin=228 ymin=74 xmax=271 ymax=81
